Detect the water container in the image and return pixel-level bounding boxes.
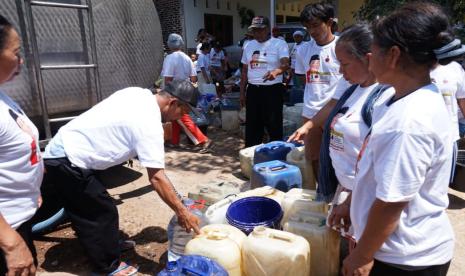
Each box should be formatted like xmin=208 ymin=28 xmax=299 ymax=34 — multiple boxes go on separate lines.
xmin=283 ymin=119 xmax=298 ymax=139
xmin=283 ymin=103 xmax=304 ymax=127
xmin=190 ymin=111 xmax=209 ymax=127
xmin=242 ymin=226 xmax=310 ymax=276
xmin=283 ymin=211 xmax=340 ymax=276
xmin=237 ymin=186 xmax=286 ymax=205
xmin=204 ymin=186 xmax=285 ymax=225
xmin=221 ymin=109 xmax=240 ymax=131
xmin=185 ymin=225 xmax=245 ymax=276
xmin=281 ymin=188 xmax=328 ymax=226
xmin=286 ymin=147 xmax=316 ymax=190
xmin=239 ymin=144 xmax=261 ymax=179
xmin=253 ymin=141 xmax=296 ymax=164
xmin=167 ymin=199 xmax=205 ymax=262
xmin=158 ymin=255 xmax=228 ymax=276
xmin=226 ymin=196 xmax=283 ymax=234
xmin=251 ymin=160 xmax=302 ymax=192
xmin=188 ymin=181 xmax=241 ymax=207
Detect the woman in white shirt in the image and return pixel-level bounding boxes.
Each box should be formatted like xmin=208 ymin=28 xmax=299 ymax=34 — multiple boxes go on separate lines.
xmin=343 ymin=2 xmax=465 ymax=275
xmin=196 ymin=42 xmax=212 ymax=86
xmin=0 ymin=15 xmax=42 ymax=275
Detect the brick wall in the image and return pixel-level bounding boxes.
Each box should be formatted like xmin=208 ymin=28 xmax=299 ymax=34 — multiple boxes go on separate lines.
xmin=153 ymin=0 xmax=185 ymax=50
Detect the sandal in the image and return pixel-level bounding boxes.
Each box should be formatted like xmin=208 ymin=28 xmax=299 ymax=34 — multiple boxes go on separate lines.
xmin=109 ymin=261 xmax=138 ymax=276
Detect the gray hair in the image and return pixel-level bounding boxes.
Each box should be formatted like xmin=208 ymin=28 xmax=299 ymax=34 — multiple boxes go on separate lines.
xmin=167 ymin=33 xmax=184 ymax=50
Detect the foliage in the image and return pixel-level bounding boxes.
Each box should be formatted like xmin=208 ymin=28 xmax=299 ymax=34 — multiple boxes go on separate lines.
xmin=237 ymin=5 xmax=255 ymax=28
xmin=354 ymin=0 xmax=465 ymax=24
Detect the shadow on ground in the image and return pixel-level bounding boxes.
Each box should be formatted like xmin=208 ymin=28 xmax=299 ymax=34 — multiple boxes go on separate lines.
xmin=37 ymin=226 xmax=167 ymax=275
xmin=165 ymin=128 xmax=243 ymax=175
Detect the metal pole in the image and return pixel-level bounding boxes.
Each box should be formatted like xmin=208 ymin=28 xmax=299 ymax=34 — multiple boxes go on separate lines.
xmin=270 ymin=0 xmax=276 ymax=28
xmin=86 ymin=0 xmax=102 ymax=102
xmin=24 ymin=0 xmax=52 ymax=139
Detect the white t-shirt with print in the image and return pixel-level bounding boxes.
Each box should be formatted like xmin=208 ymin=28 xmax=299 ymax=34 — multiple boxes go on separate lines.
xmin=430 ymin=62 xmax=465 ymax=140
xmin=161 ymin=51 xmax=197 ymax=81
xmin=351 ymin=84 xmax=455 ymax=266
xmin=295 ymin=38 xmax=345 ymax=118
xmin=196 ymin=52 xmax=210 ymax=72
xmin=241 ymin=38 xmax=289 ymax=85
xmin=290 ymin=41 xmax=308 ymax=70
xmin=44 ymin=87 xmax=165 ymax=170
xmin=210 ymin=49 xmax=225 ymax=67
xmin=328 ymin=83 xmax=378 ymax=190
xmin=0 ymin=92 xmax=43 ymax=229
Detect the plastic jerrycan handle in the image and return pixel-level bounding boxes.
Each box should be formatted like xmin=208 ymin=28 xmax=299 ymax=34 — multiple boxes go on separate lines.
xmin=181 ymin=267 xmax=206 ymax=276
xmin=258 ymin=164 xmax=287 ymax=172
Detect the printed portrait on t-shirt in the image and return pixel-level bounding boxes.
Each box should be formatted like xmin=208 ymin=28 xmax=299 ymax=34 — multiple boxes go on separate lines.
xmin=250 ymin=50 xmax=266 ymax=69
xmin=8 ymin=109 xmax=40 ymax=165
xmin=329 ymin=107 xmax=348 ymax=152
xmin=306 ymin=54 xmax=333 ymax=85
xmin=307 ymin=55 xmax=320 ymax=83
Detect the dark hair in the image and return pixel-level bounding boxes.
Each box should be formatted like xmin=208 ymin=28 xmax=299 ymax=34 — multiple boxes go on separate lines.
xmin=300 ymin=2 xmax=334 ymax=24
xmin=200 ymin=42 xmax=210 ymax=51
xmin=372 ymin=2 xmax=464 ymax=67
xmin=212 ymin=40 xmax=222 ymax=49
xmin=0 ymin=15 xmax=13 ymax=51
xmin=337 ymin=23 xmax=373 ymax=62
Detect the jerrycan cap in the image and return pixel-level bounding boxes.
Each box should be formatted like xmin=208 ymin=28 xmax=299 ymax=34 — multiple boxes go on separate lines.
xmin=206 ymin=230 xmax=229 ymax=240
xmin=166 ymin=261 xmax=178 ymax=272
xmin=252 ymin=226 xmax=267 ymax=235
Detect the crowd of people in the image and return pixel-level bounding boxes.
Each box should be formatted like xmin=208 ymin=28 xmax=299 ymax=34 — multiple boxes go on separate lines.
xmin=1 ymin=0 xmax=465 ymax=275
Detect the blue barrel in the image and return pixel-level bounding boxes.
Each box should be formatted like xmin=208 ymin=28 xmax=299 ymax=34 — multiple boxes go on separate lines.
xmin=158 ymin=255 xmax=228 ymax=276
xmin=226 ymin=196 xmax=283 ymax=235
xmin=251 ymin=160 xmax=302 ymax=192
xmin=253 ymin=141 xmax=296 ymax=164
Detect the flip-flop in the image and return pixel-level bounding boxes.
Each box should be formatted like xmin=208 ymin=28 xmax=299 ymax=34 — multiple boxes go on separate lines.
xmin=108 ymin=261 xmax=138 ymax=276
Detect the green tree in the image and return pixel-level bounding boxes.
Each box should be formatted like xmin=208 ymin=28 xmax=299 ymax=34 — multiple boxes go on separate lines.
xmin=354 ymin=0 xmax=465 ymax=24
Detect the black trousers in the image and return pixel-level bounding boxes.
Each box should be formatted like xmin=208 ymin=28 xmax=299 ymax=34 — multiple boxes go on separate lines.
xmin=370 ymin=259 xmax=451 ymax=276
xmin=245 ymin=83 xmax=284 ymax=147
xmin=0 ymin=220 xmax=37 ymax=275
xmin=33 ymin=158 xmax=120 ymax=273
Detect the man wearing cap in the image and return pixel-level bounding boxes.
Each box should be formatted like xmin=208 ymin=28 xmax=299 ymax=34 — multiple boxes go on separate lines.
xmin=289 ymin=30 xmax=308 ymax=88
xmin=240 ymin=16 xmax=290 ymax=147
xmin=35 ymin=80 xmax=201 ymax=275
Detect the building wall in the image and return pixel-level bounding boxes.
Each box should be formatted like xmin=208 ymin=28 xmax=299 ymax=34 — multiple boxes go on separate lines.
xmin=183 ymin=0 xmax=270 ymax=49
xmin=154 ymin=0 xmax=185 ymax=49
xmin=275 ymin=0 xmax=363 ymax=27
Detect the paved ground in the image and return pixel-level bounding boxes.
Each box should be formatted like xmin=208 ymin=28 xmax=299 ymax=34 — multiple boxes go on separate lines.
xmin=34 ymin=129 xmax=465 ymax=275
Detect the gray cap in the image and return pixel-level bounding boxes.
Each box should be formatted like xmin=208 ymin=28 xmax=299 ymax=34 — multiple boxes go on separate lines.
xmin=163 ymin=79 xmax=200 ymax=114
xmin=167 ymin=33 xmax=184 ymax=50
xmin=248 ymin=16 xmax=270 ymax=30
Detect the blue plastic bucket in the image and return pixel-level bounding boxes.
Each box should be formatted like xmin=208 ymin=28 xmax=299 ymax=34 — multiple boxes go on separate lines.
xmin=158 ymin=255 xmax=228 ymax=276
xmin=226 ymin=196 xmax=283 ymax=234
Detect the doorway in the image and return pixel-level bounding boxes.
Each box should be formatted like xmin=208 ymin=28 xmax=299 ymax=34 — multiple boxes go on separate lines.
xmin=204 ymin=13 xmax=233 ymax=46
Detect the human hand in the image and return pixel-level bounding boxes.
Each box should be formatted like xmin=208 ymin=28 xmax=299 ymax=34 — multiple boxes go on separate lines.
xmin=287 ymin=126 xmax=309 ymax=142
xmin=3 ymin=231 xmax=36 ymax=276
xmin=342 ymin=250 xmax=374 ymax=276
xmin=328 ymin=198 xmax=351 ymax=232
xmin=262 ymin=70 xmax=280 ymax=82
xmin=176 ymin=209 xmax=201 ymax=234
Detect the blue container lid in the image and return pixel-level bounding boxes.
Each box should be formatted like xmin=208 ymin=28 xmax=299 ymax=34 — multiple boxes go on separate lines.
xmin=226 ymin=196 xmax=282 ymax=234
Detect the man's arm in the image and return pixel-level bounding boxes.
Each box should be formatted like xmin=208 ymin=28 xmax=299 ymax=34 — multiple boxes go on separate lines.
xmin=146 ymin=167 xmax=200 ymax=234
xmin=263 ymin=57 xmax=290 ymax=81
